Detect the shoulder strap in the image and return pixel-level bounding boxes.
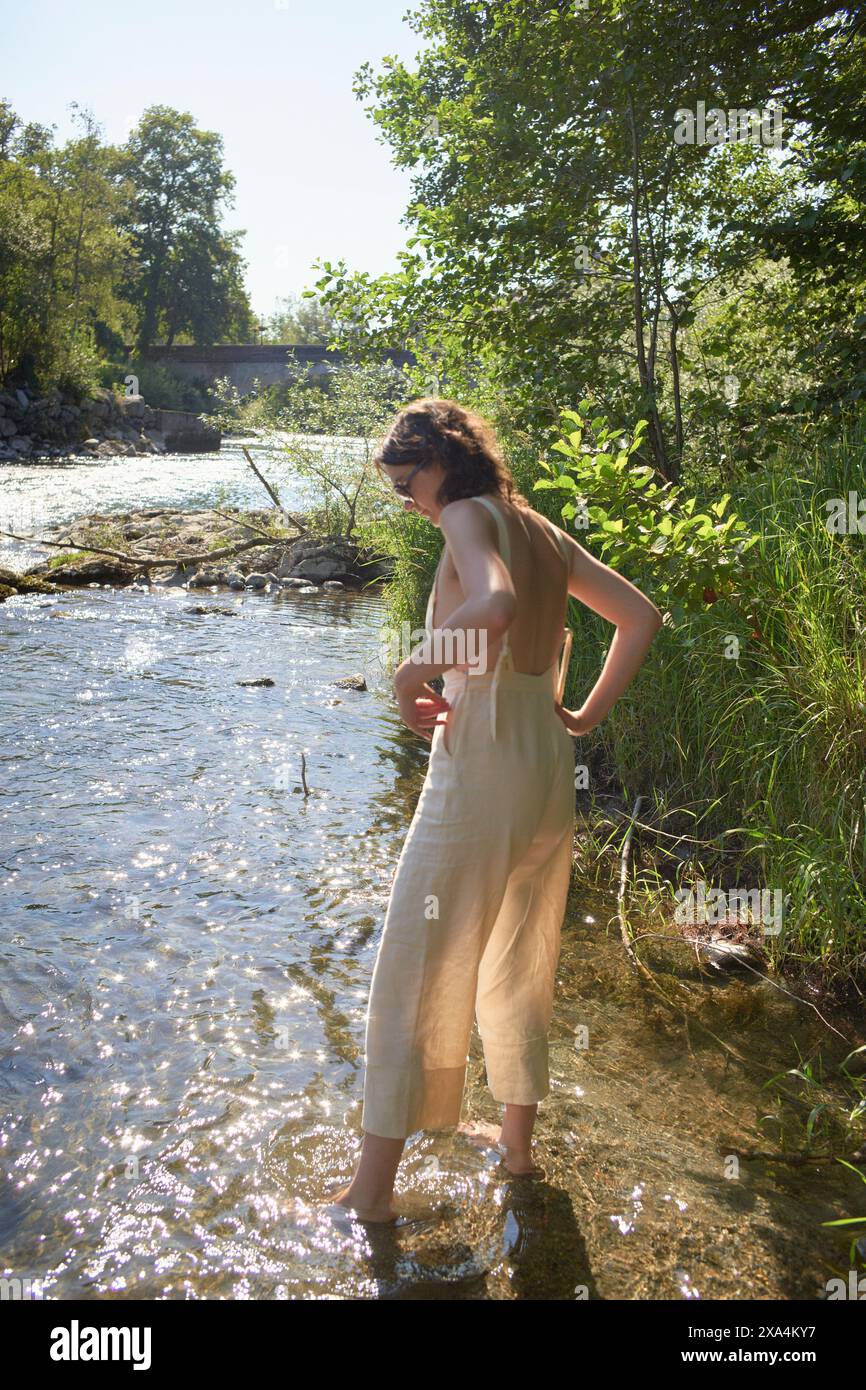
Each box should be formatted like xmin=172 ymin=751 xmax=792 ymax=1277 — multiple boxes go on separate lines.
xmin=470 ymin=494 xmax=511 ymax=572
xmin=425 ymin=551 xmax=443 ymax=632
xmin=546 ymin=516 xmax=571 ymax=567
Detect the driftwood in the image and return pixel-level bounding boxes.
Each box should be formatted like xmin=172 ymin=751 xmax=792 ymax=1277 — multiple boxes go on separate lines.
xmin=0 ymin=527 xmax=288 ymax=573
xmin=617 ymin=794 xmax=654 ymax=983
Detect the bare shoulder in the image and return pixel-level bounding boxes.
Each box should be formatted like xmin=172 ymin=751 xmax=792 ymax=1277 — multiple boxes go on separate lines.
xmin=524 ymin=505 xmax=584 ymax=569
xmin=438 ymin=496 xmax=497 ymax=543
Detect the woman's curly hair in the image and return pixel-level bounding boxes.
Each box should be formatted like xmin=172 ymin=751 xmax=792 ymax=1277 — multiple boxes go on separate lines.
xmin=374 ymin=398 xmax=530 ymax=508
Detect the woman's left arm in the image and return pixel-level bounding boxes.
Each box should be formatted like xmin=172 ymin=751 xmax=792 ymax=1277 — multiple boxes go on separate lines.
xmin=393 ymin=500 xmax=514 ymax=724
xmin=556 ymin=531 xmax=663 ymax=734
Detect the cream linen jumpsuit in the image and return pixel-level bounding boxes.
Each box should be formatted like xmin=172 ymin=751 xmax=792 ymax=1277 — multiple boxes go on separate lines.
xmin=361 ymin=495 xmax=575 ymax=1139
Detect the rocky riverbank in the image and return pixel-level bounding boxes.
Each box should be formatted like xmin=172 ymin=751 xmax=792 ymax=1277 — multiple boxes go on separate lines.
xmin=0 ymin=385 xmax=218 ymax=461
xmin=0 ymin=506 xmax=391 ymax=602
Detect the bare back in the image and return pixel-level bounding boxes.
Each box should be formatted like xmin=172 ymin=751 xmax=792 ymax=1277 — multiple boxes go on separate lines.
xmin=431 ymin=496 xmax=570 ymax=676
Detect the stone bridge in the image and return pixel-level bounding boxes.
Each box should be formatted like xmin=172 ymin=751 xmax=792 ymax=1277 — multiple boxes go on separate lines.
xmin=125 ymin=344 xmax=417 ymax=394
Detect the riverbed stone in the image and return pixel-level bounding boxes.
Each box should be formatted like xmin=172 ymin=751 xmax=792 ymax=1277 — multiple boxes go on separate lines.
xmin=0 ymin=565 xmax=70 ymax=601
xmin=0 ymin=385 xmax=218 ymax=460
xmin=19 ymin=506 xmax=387 ymax=594
xmin=188 ymin=568 xmax=222 ymax=587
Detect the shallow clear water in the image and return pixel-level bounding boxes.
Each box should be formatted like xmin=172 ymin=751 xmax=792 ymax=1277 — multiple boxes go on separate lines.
xmin=0 ymin=449 xmax=863 ymax=1300
xmin=0 ymin=435 xmax=329 ymax=571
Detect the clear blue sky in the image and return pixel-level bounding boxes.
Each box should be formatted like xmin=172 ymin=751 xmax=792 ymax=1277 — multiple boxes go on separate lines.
xmin=1 ymin=0 xmax=420 ymax=321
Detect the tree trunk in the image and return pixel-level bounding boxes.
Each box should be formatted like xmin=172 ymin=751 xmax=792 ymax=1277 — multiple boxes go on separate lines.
xmin=626 ymin=91 xmax=671 ymax=481
xmin=669 ymin=315 xmax=683 ymax=479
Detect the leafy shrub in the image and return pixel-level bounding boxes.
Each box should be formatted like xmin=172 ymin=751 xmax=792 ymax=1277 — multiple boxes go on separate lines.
xmin=536 ymin=405 xmax=759 ymax=625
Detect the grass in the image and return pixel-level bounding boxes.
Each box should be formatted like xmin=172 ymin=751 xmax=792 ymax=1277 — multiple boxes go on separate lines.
xmin=567 ymin=418 xmax=866 ymax=986
xmin=360 ymin=407 xmax=866 ymax=989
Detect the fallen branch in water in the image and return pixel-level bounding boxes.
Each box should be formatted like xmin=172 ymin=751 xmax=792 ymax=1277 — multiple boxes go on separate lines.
xmin=617 ymin=794 xmax=655 ymax=985
xmin=0 ymin=528 xmax=288 ymax=571
xmin=627 ymin=930 xmax=854 ymax=1044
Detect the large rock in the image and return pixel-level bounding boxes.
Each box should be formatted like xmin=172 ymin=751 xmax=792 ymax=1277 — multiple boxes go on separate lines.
xmin=0 ymin=564 xmax=71 ymax=602
xmin=25 ymin=555 xmax=138 ymax=587
xmin=0 ymin=384 xmax=219 ymax=460
xmin=118 ymin=394 xmax=146 ymax=420
xmin=16 ymin=506 xmax=389 ymax=595
xmin=276 ymin=535 xmax=373 ymax=585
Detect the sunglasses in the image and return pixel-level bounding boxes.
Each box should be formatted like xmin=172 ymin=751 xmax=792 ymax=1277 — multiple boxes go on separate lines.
xmin=380 ymin=458 xmax=428 ymax=499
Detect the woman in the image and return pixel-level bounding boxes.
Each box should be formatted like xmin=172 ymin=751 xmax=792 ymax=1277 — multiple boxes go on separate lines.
xmin=328 ymin=399 xmax=662 ymax=1224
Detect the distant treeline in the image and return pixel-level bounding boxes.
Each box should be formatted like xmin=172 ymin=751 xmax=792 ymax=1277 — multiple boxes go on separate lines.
xmin=0 ymin=100 xmax=258 ymax=398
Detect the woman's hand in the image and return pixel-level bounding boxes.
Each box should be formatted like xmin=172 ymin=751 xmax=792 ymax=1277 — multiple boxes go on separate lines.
xmin=554 ymin=701 xmax=598 ymax=736
xmin=396 ymin=679 xmax=451 ymax=742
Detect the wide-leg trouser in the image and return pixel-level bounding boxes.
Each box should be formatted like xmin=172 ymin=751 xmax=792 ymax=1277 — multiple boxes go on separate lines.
xmin=361 ymin=661 xmax=575 ymax=1140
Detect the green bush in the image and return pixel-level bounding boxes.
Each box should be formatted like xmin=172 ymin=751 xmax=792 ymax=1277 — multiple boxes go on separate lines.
xmin=536 ymin=406 xmax=758 ymax=624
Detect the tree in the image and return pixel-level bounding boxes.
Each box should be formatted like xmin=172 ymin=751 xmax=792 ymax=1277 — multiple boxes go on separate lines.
xmin=265 ymin=290 xmax=338 ymax=344
xmin=162 ymin=226 xmax=256 ymax=345
xmin=215 ymin=360 xmax=405 ymax=539
xmin=313 ymin=0 xmax=864 ymax=479
xmin=0 ymin=101 xmax=132 ymax=390
xmin=116 ymin=105 xmax=254 ymax=350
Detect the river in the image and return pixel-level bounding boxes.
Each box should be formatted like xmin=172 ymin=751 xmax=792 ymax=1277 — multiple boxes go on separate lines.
xmin=0 ymin=442 xmax=862 ymax=1300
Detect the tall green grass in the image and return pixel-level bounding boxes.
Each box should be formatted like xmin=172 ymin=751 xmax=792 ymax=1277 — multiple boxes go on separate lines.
xmin=560 ymin=414 xmax=866 ymax=980
xmin=363 ymin=408 xmax=866 ymax=981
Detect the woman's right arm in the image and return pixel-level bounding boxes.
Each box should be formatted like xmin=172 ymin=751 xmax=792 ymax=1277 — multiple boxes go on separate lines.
xmin=557 ymin=529 xmax=663 ymax=734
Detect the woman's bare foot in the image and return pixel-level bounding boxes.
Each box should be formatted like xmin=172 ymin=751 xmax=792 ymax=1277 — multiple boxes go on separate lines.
xmin=321 ymin=1182 xmax=400 ymax=1225
xmin=456 ymin=1120 xmax=543 ymax=1176
xmin=498 ymin=1151 xmax=544 ymax=1177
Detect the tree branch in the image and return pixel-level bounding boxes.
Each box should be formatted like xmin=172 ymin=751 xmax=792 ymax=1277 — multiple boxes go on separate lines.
xmin=0 ymin=529 xmax=287 ymax=571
